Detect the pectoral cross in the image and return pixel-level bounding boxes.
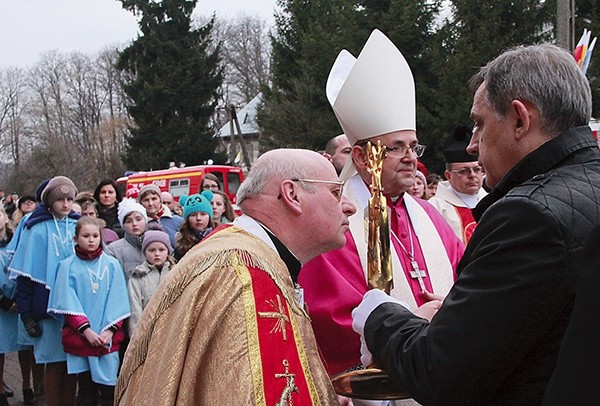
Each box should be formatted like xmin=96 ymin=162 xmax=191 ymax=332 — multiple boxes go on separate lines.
xmin=409 ymin=259 xmax=427 ymax=293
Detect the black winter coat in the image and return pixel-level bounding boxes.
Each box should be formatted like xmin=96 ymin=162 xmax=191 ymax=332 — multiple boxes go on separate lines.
xmin=543 ymin=222 xmax=600 ymax=405
xmin=364 ymin=126 xmax=600 ymax=405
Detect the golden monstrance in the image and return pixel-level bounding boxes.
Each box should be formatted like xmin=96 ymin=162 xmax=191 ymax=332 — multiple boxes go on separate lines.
xmin=332 ymin=140 xmax=410 ymax=400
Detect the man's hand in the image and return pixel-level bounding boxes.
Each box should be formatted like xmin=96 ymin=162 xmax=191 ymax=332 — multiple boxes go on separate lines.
xmin=337 ymin=395 xmax=354 ymax=405
xmin=352 ymin=290 xmax=410 ymax=367
xmin=359 ymin=334 xmax=373 ymax=367
xmin=414 ymin=291 xmax=444 ymax=321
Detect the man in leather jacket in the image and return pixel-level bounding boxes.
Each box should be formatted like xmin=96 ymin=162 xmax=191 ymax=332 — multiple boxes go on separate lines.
xmin=543 ymin=223 xmax=600 ymax=405
xmin=352 ymin=43 xmax=600 ymax=405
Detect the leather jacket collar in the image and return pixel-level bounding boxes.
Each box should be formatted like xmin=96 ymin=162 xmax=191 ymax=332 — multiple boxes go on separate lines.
xmin=473 ymin=126 xmax=598 ymax=221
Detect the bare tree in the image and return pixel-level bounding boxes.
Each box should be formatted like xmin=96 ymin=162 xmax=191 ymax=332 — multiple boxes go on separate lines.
xmin=0 ymin=49 xmax=130 ymax=192
xmin=93 ymin=47 xmax=130 ymax=178
xmin=64 ymin=52 xmax=101 ymax=155
xmin=221 ymin=15 xmax=271 ymax=104
xmin=97 ymin=46 xmax=130 ymax=159
xmin=0 ymin=67 xmax=30 ymax=170
xmin=206 ymin=14 xmax=272 ymax=107
xmin=27 ymin=51 xmax=70 ymax=150
xmin=62 ymin=50 xmax=129 ymax=180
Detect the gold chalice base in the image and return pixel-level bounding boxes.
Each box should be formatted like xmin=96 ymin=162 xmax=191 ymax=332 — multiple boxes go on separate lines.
xmin=331 ymin=367 xmax=411 ymax=400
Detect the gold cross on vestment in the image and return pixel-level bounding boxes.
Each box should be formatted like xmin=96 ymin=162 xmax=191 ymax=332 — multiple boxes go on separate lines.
xmin=258 ymin=294 xmax=290 ymax=341
xmin=275 ymin=360 xmax=299 ymax=406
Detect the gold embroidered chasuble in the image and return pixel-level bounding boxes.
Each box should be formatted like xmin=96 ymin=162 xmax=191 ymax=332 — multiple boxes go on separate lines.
xmin=116 ymin=226 xmax=337 ymax=405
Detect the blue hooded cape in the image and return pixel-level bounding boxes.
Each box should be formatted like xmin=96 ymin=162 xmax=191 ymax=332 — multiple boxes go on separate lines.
xmin=8 ymin=216 xmax=76 ymax=362
xmin=48 ymin=253 xmax=130 ymax=333
xmin=48 ymin=253 xmax=130 ymax=385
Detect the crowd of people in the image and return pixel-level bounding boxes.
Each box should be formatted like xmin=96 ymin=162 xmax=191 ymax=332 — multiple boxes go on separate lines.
xmin=0 ymin=174 xmax=236 ymax=406
xmin=1 ymin=27 xmax=599 ymax=406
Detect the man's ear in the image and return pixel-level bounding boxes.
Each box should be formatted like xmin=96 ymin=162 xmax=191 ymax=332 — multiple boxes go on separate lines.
xmin=444 ymin=169 xmax=452 ymax=181
xmin=511 ymin=99 xmax=534 ymax=139
xmin=278 ymin=180 xmax=302 ymax=214
xmin=351 ymin=145 xmax=367 ymax=171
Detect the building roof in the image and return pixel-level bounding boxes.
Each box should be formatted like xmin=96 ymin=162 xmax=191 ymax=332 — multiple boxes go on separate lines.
xmin=217 ymin=93 xmax=262 ymax=138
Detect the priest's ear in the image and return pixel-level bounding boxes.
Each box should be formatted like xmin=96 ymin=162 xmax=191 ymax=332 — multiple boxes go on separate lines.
xmin=352 ymin=144 xmax=369 ymax=171
xmin=278 ymin=180 xmax=302 ymax=214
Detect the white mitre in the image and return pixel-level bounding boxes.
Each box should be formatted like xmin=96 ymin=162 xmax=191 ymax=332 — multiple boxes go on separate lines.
xmin=326 ymin=30 xmax=416 ymax=180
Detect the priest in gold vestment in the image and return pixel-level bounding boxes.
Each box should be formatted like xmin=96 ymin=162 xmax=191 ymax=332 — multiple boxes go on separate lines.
xmin=116 ymin=149 xmax=356 ymax=405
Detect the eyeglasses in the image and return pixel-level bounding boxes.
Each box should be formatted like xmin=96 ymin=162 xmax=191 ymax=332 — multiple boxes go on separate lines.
xmin=290 ymin=178 xmax=345 ymax=202
xmin=450 ymin=166 xmax=483 ymax=176
xmin=384 ymin=144 xmax=426 ymax=158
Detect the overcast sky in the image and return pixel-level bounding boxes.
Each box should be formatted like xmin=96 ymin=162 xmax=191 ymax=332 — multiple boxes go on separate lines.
xmin=0 ymin=0 xmax=278 ymax=69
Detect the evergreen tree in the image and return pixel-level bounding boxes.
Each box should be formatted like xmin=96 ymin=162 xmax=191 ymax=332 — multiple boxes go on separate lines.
xmin=117 ymin=0 xmax=222 ymax=170
xmin=258 ymin=0 xmax=362 ymax=151
xmin=260 ymin=0 xmax=445 ymax=153
xmin=356 ymin=0 xmax=443 ymax=172
xmin=428 ymin=0 xmax=553 ymax=172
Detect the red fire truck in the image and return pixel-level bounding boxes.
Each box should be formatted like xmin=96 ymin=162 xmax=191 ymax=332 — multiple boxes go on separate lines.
xmin=116 ymin=165 xmax=244 ymax=206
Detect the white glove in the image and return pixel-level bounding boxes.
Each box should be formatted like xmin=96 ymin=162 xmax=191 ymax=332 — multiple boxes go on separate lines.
xmin=359 ymin=333 xmax=373 ymax=367
xmin=352 ymin=290 xmax=409 ymax=366
xmin=352 ymin=399 xmax=394 ymax=406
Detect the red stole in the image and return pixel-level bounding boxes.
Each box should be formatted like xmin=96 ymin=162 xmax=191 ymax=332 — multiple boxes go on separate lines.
xmin=242 ymin=263 xmax=320 ymax=404
xmin=454 ymin=206 xmax=477 ymax=243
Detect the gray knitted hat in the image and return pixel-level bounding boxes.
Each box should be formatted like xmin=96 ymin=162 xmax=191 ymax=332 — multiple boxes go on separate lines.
xmin=41 ymin=176 xmax=77 ymax=207
xmin=138 ymin=184 xmax=162 ymax=202
xmin=142 ymin=229 xmax=172 ymax=254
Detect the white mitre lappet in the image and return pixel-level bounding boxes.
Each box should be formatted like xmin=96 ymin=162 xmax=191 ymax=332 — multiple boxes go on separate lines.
xmin=326 ymin=29 xmax=417 ymax=181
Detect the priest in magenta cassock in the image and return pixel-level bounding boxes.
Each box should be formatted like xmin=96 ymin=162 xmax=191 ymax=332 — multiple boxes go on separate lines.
xmin=299 ymin=30 xmax=465 ymax=383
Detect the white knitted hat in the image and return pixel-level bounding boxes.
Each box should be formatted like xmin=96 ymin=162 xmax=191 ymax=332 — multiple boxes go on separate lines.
xmin=117 ymin=198 xmax=148 ymax=227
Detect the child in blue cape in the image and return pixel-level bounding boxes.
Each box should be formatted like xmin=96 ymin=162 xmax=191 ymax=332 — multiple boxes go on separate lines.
xmin=6 ymin=180 xmax=50 ymax=401
xmin=48 ymin=216 xmax=130 ymax=406
xmin=10 ymin=176 xmax=80 ymax=406
xmin=0 ymin=206 xmax=36 ymax=406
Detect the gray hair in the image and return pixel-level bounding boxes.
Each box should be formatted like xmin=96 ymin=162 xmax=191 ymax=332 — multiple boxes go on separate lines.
xmin=236 ymin=150 xmax=317 ymax=207
xmin=470 ymin=43 xmax=592 ymax=137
